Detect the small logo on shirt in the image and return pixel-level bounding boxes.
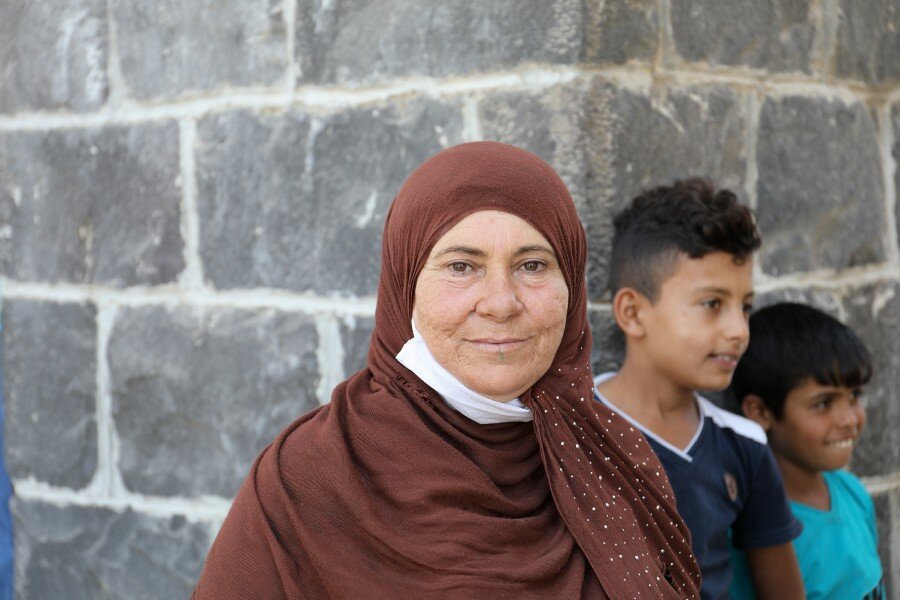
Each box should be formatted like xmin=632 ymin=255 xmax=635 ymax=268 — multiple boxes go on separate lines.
xmin=724 ymin=472 xmax=739 ymax=502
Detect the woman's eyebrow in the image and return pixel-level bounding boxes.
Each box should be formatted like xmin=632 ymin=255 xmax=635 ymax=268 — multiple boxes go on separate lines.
xmin=433 ymin=244 xmax=555 ymax=259
xmin=513 ymin=244 xmax=555 ymax=257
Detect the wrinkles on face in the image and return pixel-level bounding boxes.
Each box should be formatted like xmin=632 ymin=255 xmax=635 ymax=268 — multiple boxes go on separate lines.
xmin=413 ymin=211 xmax=568 ymax=402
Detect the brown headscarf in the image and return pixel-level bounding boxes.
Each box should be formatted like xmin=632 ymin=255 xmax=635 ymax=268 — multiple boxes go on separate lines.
xmin=193 ymin=142 xmax=700 ymax=599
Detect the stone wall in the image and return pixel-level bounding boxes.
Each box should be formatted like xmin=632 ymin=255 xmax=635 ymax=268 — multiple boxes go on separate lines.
xmin=1 ymin=0 xmax=898 ymax=597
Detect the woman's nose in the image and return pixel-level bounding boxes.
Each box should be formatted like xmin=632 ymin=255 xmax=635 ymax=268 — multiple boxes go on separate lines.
xmin=475 ymin=272 xmax=523 ymax=320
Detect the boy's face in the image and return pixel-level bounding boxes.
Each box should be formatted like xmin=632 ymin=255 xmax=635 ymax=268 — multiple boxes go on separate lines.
xmin=637 ymin=251 xmax=754 ymax=393
xmin=767 ymin=378 xmax=866 ymax=473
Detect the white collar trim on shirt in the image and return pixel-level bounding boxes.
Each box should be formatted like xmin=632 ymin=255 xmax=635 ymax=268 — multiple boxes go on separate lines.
xmin=396 ymin=321 xmax=533 ymax=425
xmin=592 ymin=371 xmax=705 ymax=462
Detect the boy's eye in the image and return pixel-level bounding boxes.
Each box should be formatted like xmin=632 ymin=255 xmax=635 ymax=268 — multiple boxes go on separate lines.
xmin=701 ymin=298 xmax=721 ymax=309
xmin=742 ymin=302 xmax=754 ymax=314
xmin=850 ymin=388 xmax=864 ymax=404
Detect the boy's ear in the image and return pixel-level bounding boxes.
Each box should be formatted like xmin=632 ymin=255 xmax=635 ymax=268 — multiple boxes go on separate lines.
xmin=741 ymin=394 xmax=774 ymax=431
xmin=612 ymin=287 xmax=647 ymax=338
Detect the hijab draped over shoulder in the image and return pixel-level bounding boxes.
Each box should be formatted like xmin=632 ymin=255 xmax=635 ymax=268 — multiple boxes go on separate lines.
xmin=193 ymin=142 xmax=700 ymax=599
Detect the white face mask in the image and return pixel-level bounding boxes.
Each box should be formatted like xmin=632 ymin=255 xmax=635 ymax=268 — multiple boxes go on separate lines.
xmin=396 ymin=320 xmax=533 ymax=425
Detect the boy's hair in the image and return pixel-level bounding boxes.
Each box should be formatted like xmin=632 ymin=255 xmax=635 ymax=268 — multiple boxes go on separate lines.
xmin=730 ymin=302 xmax=873 ymax=419
xmin=609 ymin=178 xmax=761 ymax=301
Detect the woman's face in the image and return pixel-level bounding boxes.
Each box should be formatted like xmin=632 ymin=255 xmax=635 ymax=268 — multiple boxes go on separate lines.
xmin=413 ymin=210 xmax=569 ymax=402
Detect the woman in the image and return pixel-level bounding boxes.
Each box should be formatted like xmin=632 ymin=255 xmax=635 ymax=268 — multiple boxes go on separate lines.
xmin=192 ymin=142 xmax=700 ymax=599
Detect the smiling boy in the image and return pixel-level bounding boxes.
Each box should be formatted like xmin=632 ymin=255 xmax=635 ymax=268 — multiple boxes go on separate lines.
xmin=594 ymin=179 xmax=804 ymax=599
xmin=730 ymin=303 xmax=885 ymax=599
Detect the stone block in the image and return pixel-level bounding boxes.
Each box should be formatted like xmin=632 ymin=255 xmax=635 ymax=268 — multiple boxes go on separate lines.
xmin=339 ymin=315 xmax=374 ymax=377
xmin=757 ymin=96 xmax=884 ymax=277
xmin=479 ymin=82 xmax=591 ymax=208
xmin=110 ymin=0 xmax=287 ymax=100
xmin=894 ymin=104 xmax=900 ymax=247
xmin=108 ymin=305 xmax=320 ymax=498
xmin=0 ymin=0 xmax=108 ymax=113
xmin=753 ymin=287 xmax=844 ymax=318
xmin=835 ymin=0 xmax=900 ymax=83
xmin=583 ymin=0 xmax=658 ymax=65
xmin=584 ymin=81 xmax=749 ymax=299
xmin=294 ymin=0 xmax=581 ymax=84
xmin=0 ymin=123 xmax=183 ymax=286
xmin=2 ymin=300 xmax=96 ymax=488
xmin=671 ymin=0 xmax=815 ymax=72
xmin=841 ymin=282 xmax=900 ymax=477
xmin=13 ymin=498 xmax=209 ymax=600
xmin=197 ymin=99 xmax=463 ymax=295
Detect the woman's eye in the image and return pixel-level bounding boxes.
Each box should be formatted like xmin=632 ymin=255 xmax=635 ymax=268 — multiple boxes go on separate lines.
xmin=521 ymin=260 xmax=545 ymax=272
xmin=449 ymin=262 xmax=471 ymax=274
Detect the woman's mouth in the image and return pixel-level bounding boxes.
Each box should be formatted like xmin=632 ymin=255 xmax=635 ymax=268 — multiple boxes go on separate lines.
xmin=468 ymin=338 xmax=528 ymax=354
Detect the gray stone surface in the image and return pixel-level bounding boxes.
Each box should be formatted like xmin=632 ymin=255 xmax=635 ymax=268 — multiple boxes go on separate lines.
xmin=583 ymin=0 xmax=658 ymax=65
xmin=339 ymin=315 xmax=374 ymax=377
xmin=835 ymin=0 xmax=900 ymax=83
xmin=0 ymin=123 xmax=184 ymax=286
xmin=584 ymin=81 xmax=749 ymax=299
xmin=110 ymin=0 xmax=287 ymax=100
xmin=753 ymin=287 xmax=844 ymax=318
xmin=197 ymin=99 xmax=463 ymax=295
xmin=13 ymin=499 xmax=209 ymax=600
xmin=894 ymin=104 xmax=900 ymax=244
xmin=479 ymin=82 xmax=591 ymax=208
xmin=671 ymin=0 xmax=815 ymax=72
xmin=588 ymin=309 xmax=623 ymax=376
xmin=841 ymin=281 xmax=900 ymax=477
xmin=108 ymin=305 xmax=320 ymax=498
xmin=757 ymin=96 xmax=884 ymax=277
xmin=872 ymin=490 xmax=894 ymax=596
xmin=2 ymin=300 xmax=97 ymax=488
xmin=0 ymin=0 xmax=108 ymax=113
xmin=295 ymin=0 xmax=582 ymax=84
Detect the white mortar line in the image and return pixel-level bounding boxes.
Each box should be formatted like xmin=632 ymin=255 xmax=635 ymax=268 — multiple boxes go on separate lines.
xmin=85 ymin=302 xmax=127 ymax=498
xmin=654 ymin=0 xmax=675 ymax=72
xmin=0 ymin=280 xmax=377 ymax=315
xmin=177 ymin=119 xmax=206 ymax=288
xmin=586 ymin=302 xmax=612 ymax=313
xmin=754 ymin=263 xmax=900 ymax=292
xmin=862 ymin=471 xmax=900 ymax=496
xmin=2 ymin=64 xmax=890 ymax=132
xmin=461 ymin=96 xmax=483 ymax=142
xmin=809 ymin=0 xmax=838 ymax=80
xmin=283 ymin=0 xmax=299 ymax=89
xmin=314 ymin=314 xmax=345 ymax=405
xmin=13 ymin=477 xmax=232 ymax=523
xmin=877 ymin=103 xmax=900 ymax=264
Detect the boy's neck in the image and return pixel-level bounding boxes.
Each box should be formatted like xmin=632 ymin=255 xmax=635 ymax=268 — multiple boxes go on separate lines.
xmin=597 ymin=356 xmax=701 ymax=450
xmin=774 ymin=455 xmax=831 ymax=511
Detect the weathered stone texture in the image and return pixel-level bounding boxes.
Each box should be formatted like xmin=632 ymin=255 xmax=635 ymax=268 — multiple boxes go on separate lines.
xmin=872 ymin=491 xmax=895 ymax=596
xmin=3 ymin=300 xmax=97 ymax=488
xmin=0 ymin=0 xmax=108 ymax=113
xmin=111 ymin=0 xmax=287 ymax=100
xmin=13 ymin=499 xmax=209 ymax=600
xmin=756 ymin=96 xmax=884 ymax=277
xmin=197 ymin=99 xmax=463 ymax=295
xmin=894 ymin=104 xmax=900 ymax=244
xmin=671 ymin=0 xmax=815 ymax=72
xmin=835 ymin=0 xmax=900 ymax=83
xmin=584 ymin=82 xmax=749 ymax=299
xmin=0 ymin=123 xmax=184 ymax=286
xmin=108 ymin=306 xmax=319 ymax=498
xmin=841 ymin=282 xmax=900 ymax=477
xmin=753 ymin=287 xmax=844 ymax=318
xmin=295 ymin=0 xmax=582 ymax=84
xmin=588 ymin=309 xmax=623 ymax=377
xmin=339 ymin=315 xmax=374 ymax=377
xmin=479 ymin=82 xmax=590 ymax=207
xmin=583 ymin=0 xmax=658 ymax=65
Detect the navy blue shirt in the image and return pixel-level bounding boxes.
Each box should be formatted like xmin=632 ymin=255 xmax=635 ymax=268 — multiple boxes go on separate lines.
xmin=595 ymin=373 xmax=801 ymax=600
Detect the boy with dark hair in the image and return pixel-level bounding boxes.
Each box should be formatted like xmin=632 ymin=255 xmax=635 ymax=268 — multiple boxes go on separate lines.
xmin=595 ymin=178 xmax=804 ymax=599
xmin=730 ymin=302 xmax=885 ymax=599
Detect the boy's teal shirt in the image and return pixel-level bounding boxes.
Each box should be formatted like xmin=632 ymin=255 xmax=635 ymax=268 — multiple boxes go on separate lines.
xmin=730 ymin=469 xmax=884 ymax=599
